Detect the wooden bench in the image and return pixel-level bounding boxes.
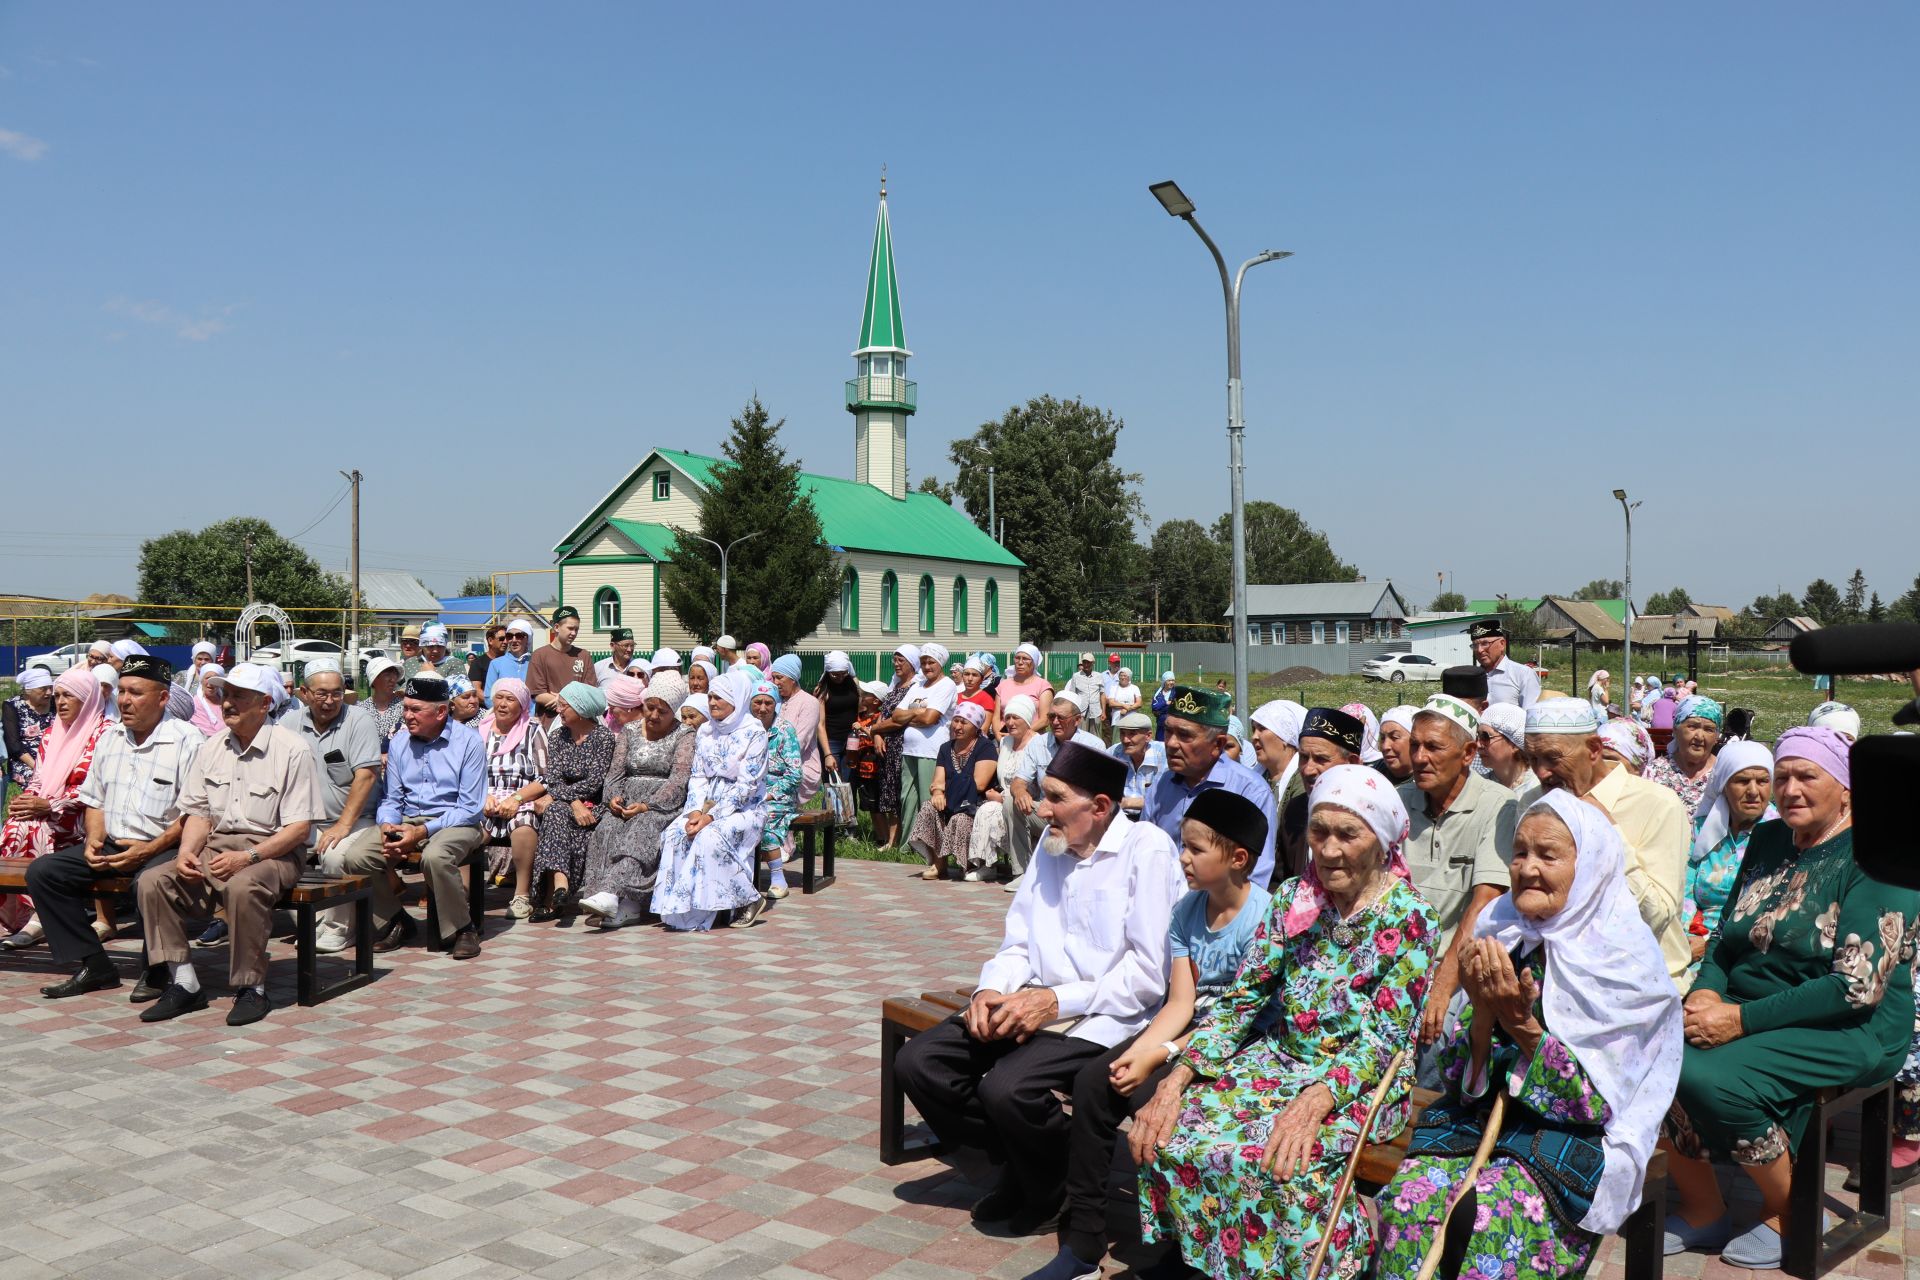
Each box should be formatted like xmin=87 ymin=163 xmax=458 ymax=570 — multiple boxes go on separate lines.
xmin=0 ymin=856 xmax=376 ymax=1007
xmin=880 ymin=987 xmax=971 ymax=1164
xmin=756 ymin=808 xmax=839 ymax=897
xmin=1785 ymin=1081 xmax=1893 ymax=1279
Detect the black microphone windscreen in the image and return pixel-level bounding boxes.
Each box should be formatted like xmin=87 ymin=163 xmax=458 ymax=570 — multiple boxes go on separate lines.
xmin=1789 ymin=623 xmax=1920 ymax=677
xmin=1852 ymin=735 xmax=1920 ymax=891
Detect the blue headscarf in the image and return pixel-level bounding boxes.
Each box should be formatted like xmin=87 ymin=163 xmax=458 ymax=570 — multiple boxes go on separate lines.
xmin=771 ymin=653 xmax=803 ymax=683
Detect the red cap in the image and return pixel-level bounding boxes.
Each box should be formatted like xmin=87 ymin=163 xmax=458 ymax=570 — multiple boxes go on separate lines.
xmin=1108 ymin=653 xmax=1120 ymax=662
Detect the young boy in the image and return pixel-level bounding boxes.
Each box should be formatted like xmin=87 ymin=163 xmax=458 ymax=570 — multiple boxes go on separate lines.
xmin=1021 ymin=788 xmax=1272 ymax=1280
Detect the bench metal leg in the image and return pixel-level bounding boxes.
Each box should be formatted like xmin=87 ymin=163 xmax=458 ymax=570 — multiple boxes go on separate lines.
xmin=467 ymin=863 xmax=487 ymax=939
xmin=877 ymin=1016 xmax=943 ymax=1165
xmin=423 ymin=880 xmax=445 ymax=953
xmin=1785 ymin=1083 xmax=1893 ymax=1279
xmin=296 ymin=901 xmax=317 ymax=1007
xmin=293 ymin=887 xmax=379 ymax=1006
xmin=1622 ymin=1170 xmax=1667 ymax=1280
xmin=801 ymin=824 xmax=836 ymax=894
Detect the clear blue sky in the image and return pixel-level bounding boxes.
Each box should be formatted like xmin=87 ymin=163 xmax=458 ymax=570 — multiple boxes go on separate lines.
xmin=5 ymin=3 xmax=1915 ymax=614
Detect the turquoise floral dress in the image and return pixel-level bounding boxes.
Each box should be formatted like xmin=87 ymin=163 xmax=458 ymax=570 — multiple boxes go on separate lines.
xmin=1139 ymin=875 xmax=1434 ymax=1280
xmin=758 ymin=718 xmax=802 ymax=853
xmin=1683 ymin=812 xmax=1770 ymax=978
xmin=1374 ymin=971 xmax=1613 ymax=1280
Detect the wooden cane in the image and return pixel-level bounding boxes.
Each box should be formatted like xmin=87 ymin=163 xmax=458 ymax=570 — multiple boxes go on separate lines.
xmin=1412 ymin=1091 xmax=1507 ymax=1280
xmin=1304 ymin=1047 xmax=1409 ymax=1280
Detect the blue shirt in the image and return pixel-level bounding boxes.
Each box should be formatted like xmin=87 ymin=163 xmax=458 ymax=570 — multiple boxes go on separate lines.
xmin=1169 ymin=884 xmax=1275 ymax=1012
xmin=1111 ymin=739 xmax=1168 ymax=802
xmin=482 ymin=651 xmax=531 ymax=705
xmin=1142 ymin=753 xmax=1279 ymax=889
xmin=376 ymin=718 xmax=487 ymax=835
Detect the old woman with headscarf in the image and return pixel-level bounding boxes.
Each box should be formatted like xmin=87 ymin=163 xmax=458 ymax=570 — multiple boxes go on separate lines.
xmin=770 ymin=652 xmax=825 ymax=808
xmin=1682 ymin=739 xmax=1775 ymax=977
xmin=529 ymin=681 xmax=615 ymax=921
xmin=743 ymin=641 xmax=772 ymax=673
xmin=1132 ymin=765 xmax=1436 ymax=1280
xmin=4 ymin=667 xmax=58 ymax=789
xmin=1375 ymin=789 xmax=1683 ymax=1280
xmin=864 ymin=643 xmax=921 ymax=850
xmin=654 ymin=667 xmax=771 ymax=932
xmin=749 ymin=674 xmax=803 ymax=898
xmin=578 ymin=670 xmax=695 ymax=929
xmin=1646 ymin=694 xmax=1721 ymax=818
xmin=0 ymin=666 xmax=113 ymax=946
xmin=1662 ymin=728 xmax=1920 ymax=1268
xmin=475 ymin=676 xmax=548 ymax=915
xmin=1597 ymin=716 xmax=1652 ymax=776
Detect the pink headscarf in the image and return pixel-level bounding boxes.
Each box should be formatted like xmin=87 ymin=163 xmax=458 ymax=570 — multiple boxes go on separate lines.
xmin=1279 ymin=763 xmax=1412 ymax=938
xmin=745 ymin=642 xmax=772 ymax=672
xmin=602 ymin=673 xmax=648 ymax=728
xmin=486 ymin=677 xmax=533 ymax=757
xmin=32 ymin=667 xmax=109 ymax=799
xmin=1775 ymin=725 xmax=1851 ymax=790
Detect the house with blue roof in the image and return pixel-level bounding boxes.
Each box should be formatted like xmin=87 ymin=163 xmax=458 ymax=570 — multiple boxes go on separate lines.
xmin=435 ymin=593 xmax=548 ymax=654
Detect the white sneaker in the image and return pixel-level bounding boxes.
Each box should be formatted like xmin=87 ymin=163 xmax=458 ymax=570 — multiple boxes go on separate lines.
xmin=1002 ymin=875 xmax=1023 ymax=893
xmin=314 ymin=921 xmax=352 ymax=954
xmin=508 ymin=894 xmax=533 ymax=919
xmin=577 ymin=892 xmax=619 ymax=920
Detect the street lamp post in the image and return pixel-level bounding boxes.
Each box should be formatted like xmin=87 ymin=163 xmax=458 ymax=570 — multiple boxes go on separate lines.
xmin=1613 ymin=489 xmax=1640 ymax=697
xmin=1150 ymin=180 xmax=1291 ymax=727
xmin=676 ymin=529 xmax=765 ymax=638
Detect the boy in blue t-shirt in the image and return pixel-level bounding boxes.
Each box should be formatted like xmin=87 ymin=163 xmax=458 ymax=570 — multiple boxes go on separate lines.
xmin=1025 ymin=790 xmax=1273 ymax=1280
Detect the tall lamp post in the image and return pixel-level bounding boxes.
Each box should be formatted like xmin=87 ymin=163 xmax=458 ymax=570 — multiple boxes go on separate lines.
xmin=675 ymin=529 xmax=764 ymax=639
xmin=1613 ymin=489 xmax=1640 ymax=697
xmin=1150 ymin=179 xmax=1291 ymax=726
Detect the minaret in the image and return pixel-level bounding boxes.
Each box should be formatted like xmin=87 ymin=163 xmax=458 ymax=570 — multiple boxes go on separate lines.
xmin=847 ymin=172 xmax=913 ymax=500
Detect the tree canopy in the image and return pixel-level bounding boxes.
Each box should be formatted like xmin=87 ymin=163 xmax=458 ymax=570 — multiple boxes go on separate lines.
xmin=1573 ymin=579 xmax=1623 ymax=601
xmin=138 ymin=516 xmax=348 ymax=643
xmin=1139 ymin=519 xmax=1230 ymax=641
xmin=661 ymin=398 xmax=839 ymax=653
xmin=457 ymin=575 xmax=496 ymax=598
xmin=1429 ymin=590 xmax=1467 ymax=613
xmin=1644 ymin=586 xmax=1692 ymax=615
xmin=1801 ymin=578 xmax=1845 ymax=626
xmin=1210 ymin=501 xmax=1357 ymax=587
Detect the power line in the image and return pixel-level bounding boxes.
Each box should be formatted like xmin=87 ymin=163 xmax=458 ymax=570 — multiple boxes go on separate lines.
xmin=285 ymin=482 xmax=353 ymax=540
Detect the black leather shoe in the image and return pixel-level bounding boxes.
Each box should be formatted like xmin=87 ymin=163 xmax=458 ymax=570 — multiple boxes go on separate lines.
xmin=227 ymin=989 xmax=271 ymax=1026
xmin=139 ymin=983 xmax=211 ymax=1023
xmin=41 ymin=963 xmax=121 ymax=999
xmin=447 ymin=929 xmax=481 ymax=960
xmin=371 ymin=911 xmax=419 ymax=954
xmin=129 ymin=967 xmax=169 ymax=1003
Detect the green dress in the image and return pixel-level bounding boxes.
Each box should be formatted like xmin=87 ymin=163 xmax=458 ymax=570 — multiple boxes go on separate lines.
xmin=1138 ymin=875 xmax=1435 ymax=1280
xmin=1666 ymin=821 xmax=1919 ymax=1165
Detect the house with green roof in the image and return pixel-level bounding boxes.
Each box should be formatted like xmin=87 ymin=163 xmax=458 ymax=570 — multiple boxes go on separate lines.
xmin=550 ymin=182 xmax=1023 ymax=655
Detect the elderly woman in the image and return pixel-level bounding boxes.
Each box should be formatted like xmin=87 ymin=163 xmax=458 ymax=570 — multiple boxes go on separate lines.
xmin=475 ymin=677 xmax=548 ymax=917
xmin=1152 ymin=670 xmax=1177 ymax=739
xmin=688 ymin=659 xmax=715 ymax=694
xmin=1377 ymin=704 xmax=1418 ymax=785
xmin=865 ymin=644 xmax=921 ymax=850
xmin=1130 ymin=765 xmax=1436 ymax=1280
xmin=1682 ymin=740 xmax=1774 ymax=976
xmin=967 ymin=694 xmax=1043 ymax=890
xmin=189 ymin=663 xmax=227 ymax=736
xmin=1598 ymin=717 xmax=1653 ymax=776
xmin=1646 ymin=695 xmax=1722 ymax=819
xmin=655 ymin=668 xmax=770 ymax=932
xmin=529 ymin=682 xmax=615 ymax=922
xmin=751 ymin=676 xmax=803 ymax=897
xmin=578 ymin=671 xmax=694 ymax=929
xmin=996 ymin=642 xmax=1053 ymax=727
xmin=4 ymin=668 xmax=57 ymax=788
xmin=1375 ymin=790 xmax=1683 ymax=1280
xmin=1478 ymin=702 xmax=1541 ymax=804
xmin=743 ymin=641 xmax=772 ymax=673
xmin=0 ymin=667 xmax=112 ymax=948
xmin=446 ymin=675 xmax=484 ymax=725
xmin=770 ymin=653 xmax=826 ymax=810
xmin=365 ymin=657 xmax=404 ymax=743
xmin=1662 ymin=728 xmax=1920 ymax=1269
xmin=600 ymin=671 xmax=648 ymax=733
xmin=906 ymin=701 xmax=997 ymax=881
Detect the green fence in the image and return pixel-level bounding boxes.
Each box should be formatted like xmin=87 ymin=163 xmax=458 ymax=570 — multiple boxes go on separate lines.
xmin=584 ymin=648 xmax=1176 ymax=690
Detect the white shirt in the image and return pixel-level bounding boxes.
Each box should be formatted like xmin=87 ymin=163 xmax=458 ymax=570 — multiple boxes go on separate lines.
xmin=74 ymin=718 xmax=206 ymax=844
xmin=1485 ymin=655 xmax=1541 ymax=708
xmin=901 ymin=676 xmax=958 ymax=759
xmin=1106 ymin=682 xmax=1142 ymax=722
xmin=976 ymin=811 xmax=1186 ymax=1047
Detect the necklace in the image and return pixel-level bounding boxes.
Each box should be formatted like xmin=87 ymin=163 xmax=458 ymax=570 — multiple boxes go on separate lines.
xmin=1327 ymin=876 xmax=1389 ymax=949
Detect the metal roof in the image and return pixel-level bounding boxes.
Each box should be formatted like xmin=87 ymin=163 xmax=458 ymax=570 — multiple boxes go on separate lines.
xmin=1226 ymin=581 xmax=1408 ymax=620
xmin=1534 ymin=596 xmax=1626 ymax=642
xmin=355 ymin=569 xmax=443 ymax=614
xmin=434 ymin=594 xmax=547 ymax=629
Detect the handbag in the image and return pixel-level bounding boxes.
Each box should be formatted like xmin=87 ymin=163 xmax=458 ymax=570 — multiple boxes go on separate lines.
xmin=823 ymin=768 xmax=857 ymax=829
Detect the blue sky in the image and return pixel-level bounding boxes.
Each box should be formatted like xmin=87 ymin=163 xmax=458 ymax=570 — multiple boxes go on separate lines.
xmin=5 ymin=3 xmax=1916 ymax=615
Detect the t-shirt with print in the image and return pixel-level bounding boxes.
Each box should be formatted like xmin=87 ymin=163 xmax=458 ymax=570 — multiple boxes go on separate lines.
xmin=1168 ymin=883 xmax=1274 ymax=1018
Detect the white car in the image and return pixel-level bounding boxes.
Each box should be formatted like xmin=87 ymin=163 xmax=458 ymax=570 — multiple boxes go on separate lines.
xmin=246 ymin=639 xmax=343 ymax=664
xmin=1361 ymin=652 xmax=1444 ymax=684
xmin=24 ymin=642 xmax=94 ymax=677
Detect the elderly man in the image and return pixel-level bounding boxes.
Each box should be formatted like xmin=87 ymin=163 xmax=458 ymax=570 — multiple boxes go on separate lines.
xmin=1396 ymin=693 xmax=1520 ymax=1071
xmin=1062 ymin=654 xmax=1106 ymax=740
xmin=137 ymin=664 xmax=326 ymax=1025
xmin=527 ymin=605 xmax=597 ymax=717
xmin=375 ymin=673 xmax=489 ymax=958
xmin=283 ymin=659 xmax=385 ymax=955
xmin=1109 ymin=711 xmax=1165 ymax=815
xmin=594 ymin=627 xmax=641 ymax=684
xmin=1468 ymin=618 xmax=1539 ymax=708
xmin=1031 ymin=689 xmax=1107 ymax=769
xmin=1142 ymin=685 xmax=1277 ymax=889
xmin=894 ymin=743 xmax=1184 ymax=1238
xmin=1525 ymin=698 xmax=1692 ymax=989
xmin=30 ymin=655 xmax=205 ymax=1001
xmin=1275 ymin=706 xmax=1366 ymax=877
xmin=483 ymin=617 xmax=535 ymax=704
xmin=467 ymin=623 xmax=507 ymax=689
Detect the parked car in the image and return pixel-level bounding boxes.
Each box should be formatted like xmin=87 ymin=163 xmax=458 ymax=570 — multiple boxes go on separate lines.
xmin=23 ymin=642 xmax=94 ymax=677
xmin=246 ymin=639 xmax=343 ymax=665
xmin=1360 ymin=652 xmax=1444 ymax=684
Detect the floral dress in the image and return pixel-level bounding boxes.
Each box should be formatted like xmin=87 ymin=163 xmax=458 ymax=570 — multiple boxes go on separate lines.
xmin=1665 ymin=822 xmax=1920 ymax=1165
xmin=581 ymin=725 xmax=694 ymax=898
xmin=758 ymin=718 xmax=801 ymax=853
xmin=874 ymin=680 xmax=914 ymax=816
xmin=1644 ymin=754 xmax=1713 ymax=821
xmin=654 ymin=721 xmax=769 ymax=928
xmin=1374 ymin=973 xmax=1613 ymax=1280
xmin=4 ymin=695 xmax=55 ymax=789
xmin=1898 ymin=943 xmax=1920 ymax=1143
xmin=1682 ymin=811 xmax=1771 ymax=979
xmin=0 ymin=717 xmax=109 ymax=930
xmin=532 ymin=722 xmax=614 ymax=883
xmin=477 ymin=722 xmax=549 ymax=880
xmin=1140 ymin=876 xmax=1435 ymax=1280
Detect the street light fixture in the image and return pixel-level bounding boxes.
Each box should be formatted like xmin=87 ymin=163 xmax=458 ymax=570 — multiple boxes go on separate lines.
xmin=1614 ymin=489 xmax=1640 ymax=697
xmin=1151 ymin=178 xmax=1291 ymax=726
xmin=674 ymin=528 xmax=765 ymax=639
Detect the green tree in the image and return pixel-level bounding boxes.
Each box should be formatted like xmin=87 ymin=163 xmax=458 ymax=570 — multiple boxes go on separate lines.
xmin=1140 ymin=519 xmax=1230 ymax=641
xmin=138 ymin=517 xmax=348 ymax=642
xmin=1574 ymin=579 xmax=1623 ymax=601
xmin=661 ymin=398 xmax=839 ymax=653
xmin=8 ymin=614 xmax=98 ymax=647
xmin=1891 ymin=575 xmax=1920 ymax=625
xmin=1801 ymin=578 xmax=1845 ymax=626
xmin=1430 ymin=590 xmax=1467 ymax=612
xmin=1747 ymin=591 xmax=1802 ymax=624
xmin=1210 ymin=501 xmax=1357 ymax=586
xmin=913 ymin=474 xmax=956 ymax=505
xmin=1843 ymin=569 xmax=1868 ymax=623
xmin=947 ymin=396 xmax=1146 ymax=645
xmin=457 ymin=575 xmax=496 ymax=597
xmin=1504 ymin=603 xmax=1544 ymax=644
xmin=1867 ymin=592 xmax=1887 ymax=624
xmin=1644 ymin=586 xmax=1692 ymax=615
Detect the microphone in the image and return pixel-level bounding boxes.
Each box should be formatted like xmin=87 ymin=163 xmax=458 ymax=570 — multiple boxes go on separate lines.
xmin=1788 ymin=623 xmax=1920 ymax=677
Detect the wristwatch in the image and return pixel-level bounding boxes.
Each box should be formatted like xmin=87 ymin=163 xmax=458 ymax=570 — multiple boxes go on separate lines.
xmin=247 ymin=850 xmax=260 ymax=866
xmin=1161 ymin=1040 xmax=1181 ymax=1064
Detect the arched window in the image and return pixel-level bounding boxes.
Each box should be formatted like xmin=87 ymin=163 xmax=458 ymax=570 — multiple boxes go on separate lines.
xmin=952 ymin=578 xmax=968 ymax=634
xmin=984 ymin=579 xmax=1000 ymax=635
xmin=881 ymin=571 xmax=899 ymax=633
xmin=840 ymin=567 xmax=860 ymax=632
xmin=918 ymin=575 xmax=936 ymax=633
xmin=593 ymin=587 xmax=621 ymax=631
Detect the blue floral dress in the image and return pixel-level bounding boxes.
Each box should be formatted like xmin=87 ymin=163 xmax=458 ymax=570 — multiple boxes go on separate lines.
xmin=1683 ymin=811 xmax=1772 ymax=978
xmin=1139 ymin=876 xmax=1435 ymax=1280
xmin=654 ymin=721 xmax=768 ymax=930
xmin=758 ymin=718 xmax=801 ymax=853
xmin=1374 ymin=976 xmax=1613 ymax=1280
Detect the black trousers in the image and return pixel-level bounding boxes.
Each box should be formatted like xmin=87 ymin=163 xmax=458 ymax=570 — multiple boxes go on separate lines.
xmin=1062 ymin=1035 xmax=1176 ymax=1263
xmin=24 ymin=842 xmax=173 ymax=969
xmin=894 ymin=1016 xmax=1108 ymax=1208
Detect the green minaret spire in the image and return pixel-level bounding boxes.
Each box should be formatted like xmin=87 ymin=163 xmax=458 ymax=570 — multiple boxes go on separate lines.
xmin=848 ymin=172 xmax=914 ymax=498
xmin=857 ymin=176 xmax=906 ymax=354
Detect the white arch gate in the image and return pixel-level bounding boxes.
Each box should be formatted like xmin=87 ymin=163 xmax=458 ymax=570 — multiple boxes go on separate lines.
xmin=236 ymin=602 xmax=296 ymax=667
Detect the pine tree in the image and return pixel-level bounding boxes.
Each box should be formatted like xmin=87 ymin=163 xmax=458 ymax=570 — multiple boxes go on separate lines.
xmin=1843 ymin=569 xmax=1868 ymax=623
xmin=1867 ymin=592 xmax=1886 ymax=624
xmin=1801 ymin=578 xmax=1845 ymax=626
xmin=1892 ymin=575 xmax=1920 ymax=625
xmin=661 ymin=398 xmax=839 ymax=652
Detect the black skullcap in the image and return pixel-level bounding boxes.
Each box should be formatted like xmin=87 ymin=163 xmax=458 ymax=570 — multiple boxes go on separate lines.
xmin=1441 ymin=666 xmax=1489 ymax=700
xmin=1468 ymin=618 xmax=1506 ymax=641
xmin=119 ymin=654 xmax=175 ymax=686
xmin=403 ymin=674 xmax=451 ymax=702
xmin=549 ymin=605 xmax=580 ymax=624
xmin=1045 ymin=740 xmax=1127 ymax=803
xmin=1184 ymin=789 xmax=1269 ymax=861
xmin=1300 ymin=707 xmax=1365 ymax=756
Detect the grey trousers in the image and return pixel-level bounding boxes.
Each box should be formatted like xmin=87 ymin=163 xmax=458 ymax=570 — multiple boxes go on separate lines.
xmin=316 ymin=826 xmax=394 ymax=932
xmin=415 ymin=826 xmax=486 ymax=934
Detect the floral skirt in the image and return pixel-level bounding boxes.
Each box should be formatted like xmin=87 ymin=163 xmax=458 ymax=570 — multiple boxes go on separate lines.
xmin=907 ymin=804 xmax=975 ymax=865
xmin=1374 ymin=1155 xmax=1599 ymax=1280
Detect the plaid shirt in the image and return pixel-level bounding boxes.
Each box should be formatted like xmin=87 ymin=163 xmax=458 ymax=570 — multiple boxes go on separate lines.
xmin=74 ymin=718 xmax=206 ymax=844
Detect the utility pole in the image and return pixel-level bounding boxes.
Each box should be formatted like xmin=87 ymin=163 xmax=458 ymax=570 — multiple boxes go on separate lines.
xmin=340 ymin=470 xmax=362 ymax=661
xmin=245 ymin=533 xmax=256 ymax=602
xmin=987 ymin=466 xmax=996 ymax=542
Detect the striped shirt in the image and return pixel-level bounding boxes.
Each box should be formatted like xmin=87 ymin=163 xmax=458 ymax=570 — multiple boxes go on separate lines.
xmin=74 ymin=719 xmax=206 ymax=844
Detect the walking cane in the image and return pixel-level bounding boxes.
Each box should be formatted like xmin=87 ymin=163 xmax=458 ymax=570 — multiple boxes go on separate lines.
xmin=1412 ymin=1091 xmax=1507 ymax=1280
xmin=1304 ymin=1047 xmax=1409 ymax=1280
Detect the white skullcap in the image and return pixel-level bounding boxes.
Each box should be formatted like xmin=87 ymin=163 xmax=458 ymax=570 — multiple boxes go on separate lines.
xmin=303 ymin=657 xmax=344 ymax=682
xmin=1480 ymin=702 xmax=1527 ymax=751
xmin=1525 ymin=698 xmax=1600 ymax=735
xmin=1052 ymin=689 xmax=1085 ymax=716
xmin=715 ymin=634 xmax=739 ymax=650
xmin=223 ymin=663 xmax=279 ymax=697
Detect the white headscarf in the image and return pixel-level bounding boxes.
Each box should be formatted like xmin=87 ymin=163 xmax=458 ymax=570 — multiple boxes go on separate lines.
xmin=891 ymin=644 xmax=922 ymax=690
xmin=1382 ymin=704 xmax=1419 ymax=735
xmin=1476 ymin=789 xmax=1682 ymax=1235
xmin=1250 ymin=699 xmax=1305 ymax=748
xmin=1691 ymin=739 xmax=1775 ymax=865
xmin=703 ymin=667 xmax=757 ymax=737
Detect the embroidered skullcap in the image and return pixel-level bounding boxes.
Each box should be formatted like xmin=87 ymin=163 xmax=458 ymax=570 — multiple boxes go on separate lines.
xmin=1674 ymin=695 xmax=1724 ymax=729
xmin=548 ymin=606 xmax=579 ymax=625
xmin=1251 ymin=700 xmax=1305 ymax=748
xmin=1299 ymin=706 xmax=1365 ymax=755
xmin=1045 ymin=740 xmax=1126 ymax=803
xmin=1417 ymin=694 xmax=1480 ymax=738
xmin=1467 ymin=618 xmax=1506 ymax=640
xmin=1184 ymin=788 xmax=1269 ymax=861
xmin=644 ymin=670 xmax=689 ymax=712
xmin=1441 ymin=665 xmax=1489 ymax=700
xmin=920 ymin=642 xmax=949 ymax=667
xmin=1480 ymin=702 xmax=1527 ymax=751
xmin=1775 ymin=725 xmax=1851 ymax=790
xmin=771 ymin=653 xmax=803 ymax=682
xmin=119 ymin=654 xmax=175 ymax=686
xmin=952 ymin=701 xmax=988 ymax=731
xmin=302 ymin=657 xmax=343 ymax=682
xmin=607 ymin=627 xmax=633 ymax=643
xmin=1165 ymin=684 xmax=1231 ymax=729
xmin=403 ymin=673 xmax=450 ymax=702
xmin=1808 ymin=701 xmax=1861 ymax=742
xmin=1003 ymin=694 xmax=1039 ymax=726
xmin=1525 ymin=698 xmax=1600 ymax=736
xmin=557 ymin=681 xmax=608 ymax=720
xmin=1342 ymin=701 xmax=1384 ymax=763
